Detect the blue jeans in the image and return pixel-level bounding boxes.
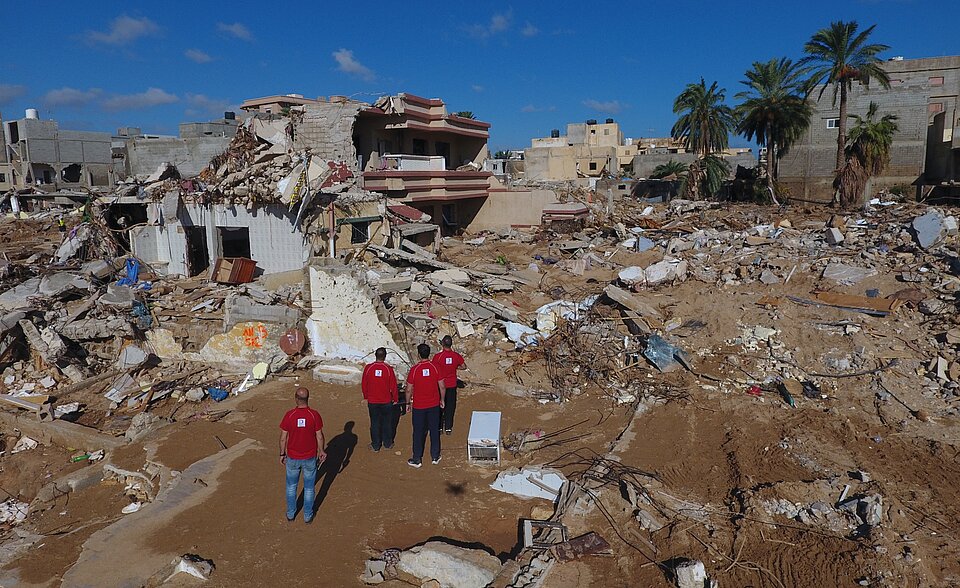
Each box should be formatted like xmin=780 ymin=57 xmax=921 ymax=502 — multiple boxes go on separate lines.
xmin=412 ymin=405 xmax=441 ymax=463
xmin=285 ymin=457 xmax=317 ymax=521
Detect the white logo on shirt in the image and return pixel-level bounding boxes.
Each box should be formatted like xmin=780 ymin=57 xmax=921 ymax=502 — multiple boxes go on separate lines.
xmin=375 ymin=369 xmax=382 ymax=377
xmin=422 ymin=368 xmax=430 ymax=376
xmin=446 ymin=357 xmax=453 ymax=364
xmin=297 ymin=418 xmax=306 ymax=428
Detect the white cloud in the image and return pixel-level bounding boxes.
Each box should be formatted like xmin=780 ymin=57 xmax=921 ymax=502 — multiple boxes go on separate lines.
xmin=521 ymin=23 xmax=539 ymax=37
xmin=217 ymin=22 xmax=253 ymax=41
xmin=332 ymin=49 xmax=375 ymax=82
xmin=42 ymin=87 xmax=103 ymax=108
xmin=0 ymin=84 xmax=27 ymax=106
xmin=468 ymin=10 xmax=512 ymax=38
xmin=471 ymin=84 xmax=484 ymax=93
xmin=184 ymin=49 xmax=213 ymax=63
xmin=521 ymin=104 xmax=556 ymax=113
xmin=86 ymin=15 xmax=159 ymax=45
xmin=185 ymin=93 xmax=233 ymax=116
xmin=102 ymin=88 xmax=178 ymax=111
xmin=583 ymin=99 xmax=623 ymax=114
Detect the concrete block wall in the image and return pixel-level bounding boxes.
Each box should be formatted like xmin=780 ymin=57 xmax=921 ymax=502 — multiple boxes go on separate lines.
xmin=293 ymin=102 xmax=362 ymax=165
xmin=780 ymin=56 xmax=960 ymax=200
xmin=126 ymin=136 xmax=234 ymax=177
xmin=132 ymin=202 xmax=309 ymax=278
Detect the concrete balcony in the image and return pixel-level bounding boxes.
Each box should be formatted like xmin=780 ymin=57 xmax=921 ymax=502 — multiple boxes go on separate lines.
xmin=362 ymin=167 xmax=493 ymax=202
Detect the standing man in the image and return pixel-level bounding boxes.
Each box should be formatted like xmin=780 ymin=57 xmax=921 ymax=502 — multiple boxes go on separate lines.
xmin=279 ymin=387 xmax=326 ymax=523
xmin=406 ymin=343 xmax=445 ymax=468
xmin=361 ymin=347 xmax=399 ymax=452
xmin=433 ymin=335 xmax=466 ymax=436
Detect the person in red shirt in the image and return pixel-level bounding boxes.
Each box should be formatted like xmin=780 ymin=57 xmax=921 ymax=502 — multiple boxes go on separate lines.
xmin=361 ymin=347 xmax=399 ymax=452
xmin=405 ymin=343 xmax=445 ymax=468
xmin=433 ymin=335 xmax=467 ymax=435
xmin=279 ymin=387 xmax=326 ymax=523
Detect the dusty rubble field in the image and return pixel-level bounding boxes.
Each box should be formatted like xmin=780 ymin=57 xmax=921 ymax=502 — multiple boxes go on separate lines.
xmin=0 ymin=197 xmax=959 ymax=587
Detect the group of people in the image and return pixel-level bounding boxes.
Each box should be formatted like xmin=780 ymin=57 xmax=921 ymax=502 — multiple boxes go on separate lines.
xmin=279 ymin=336 xmax=465 ymax=522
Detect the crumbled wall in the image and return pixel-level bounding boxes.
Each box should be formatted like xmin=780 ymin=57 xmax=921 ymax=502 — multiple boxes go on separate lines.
xmin=293 ymin=102 xmax=363 ymax=168
xmin=305 ymin=263 xmax=408 ymax=365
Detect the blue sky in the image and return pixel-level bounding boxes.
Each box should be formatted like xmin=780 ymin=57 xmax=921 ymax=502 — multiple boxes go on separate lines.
xmin=0 ymin=0 xmax=953 ymax=151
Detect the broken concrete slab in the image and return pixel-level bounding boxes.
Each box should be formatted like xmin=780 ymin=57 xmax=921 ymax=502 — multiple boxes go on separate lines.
xmin=408 ymin=281 xmax=430 ymax=301
xmin=0 ymin=278 xmax=40 ymax=311
xmin=376 ymin=276 xmax=413 ymax=294
xmin=38 ymin=272 xmax=91 ymax=298
xmin=426 ymin=269 xmax=470 ymax=285
xmin=224 ymin=294 xmax=300 ymax=330
xmin=145 ymin=328 xmax=184 ymax=360
xmin=196 ymin=321 xmax=289 ymax=371
xmin=398 ymin=541 xmax=502 ymax=588
xmin=912 ymin=209 xmax=950 ymax=249
xmin=99 ymin=284 xmax=136 ymax=309
xmin=822 ymin=263 xmax=877 ymax=285
xmin=490 ymin=467 xmax=566 ymax=500
xmin=825 ymin=227 xmax=845 ymax=245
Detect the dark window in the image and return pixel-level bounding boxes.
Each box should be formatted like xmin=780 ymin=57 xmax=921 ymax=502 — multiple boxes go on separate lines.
xmin=61 ymin=164 xmax=82 ymax=183
xmin=618 ymin=184 xmax=626 ymax=190
xmin=435 ymin=141 xmax=451 ymax=167
xmin=0 ymin=173 xmax=5 ymax=183
xmin=589 ymin=162 xmax=597 ymax=171
xmin=218 ymin=227 xmax=251 ymax=259
xmin=412 ymin=139 xmax=427 ymax=155
xmin=351 ymin=221 xmax=370 ymax=244
xmin=826 ymin=118 xmax=840 ymax=129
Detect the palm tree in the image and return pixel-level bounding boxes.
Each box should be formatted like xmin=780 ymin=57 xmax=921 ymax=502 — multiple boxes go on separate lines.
xmin=835 ymin=101 xmax=899 ymax=207
xmin=672 ymin=79 xmax=736 ymax=157
xmin=735 ymin=58 xmax=812 ymax=202
xmin=650 ymin=160 xmax=688 ymax=179
xmin=801 ymin=21 xmax=891 ymax=172
xmin=671 ymin=79 xmax=735 ymax=199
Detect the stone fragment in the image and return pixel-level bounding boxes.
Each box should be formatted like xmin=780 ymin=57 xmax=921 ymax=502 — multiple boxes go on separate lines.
xmin=398 ymin=541 xmax=502 ymax=588
xmin=825 ymin=227 xmax=845 ymax=245
xmin=822 ymin=263 xmax=877 ymax=285
xmin=913 ymin=209 xmax=949 ymax=249
xmin=675 ymin=559 xmax=713 ymax=588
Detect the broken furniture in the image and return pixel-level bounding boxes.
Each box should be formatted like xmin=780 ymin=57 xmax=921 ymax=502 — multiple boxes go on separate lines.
xmin=522 ymin=519 xmax=568 ymax=549
xmin=210 ymin=257 xmax=257 ymax=285
xmin=467 ymin=411 xmax=501 ymax=464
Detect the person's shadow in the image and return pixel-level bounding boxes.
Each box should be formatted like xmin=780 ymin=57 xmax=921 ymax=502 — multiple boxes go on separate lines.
xmin=312 ymin=421 xmax=358 ymax=512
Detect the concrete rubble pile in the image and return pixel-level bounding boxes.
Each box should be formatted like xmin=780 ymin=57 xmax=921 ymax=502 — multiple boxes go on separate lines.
xmin=344 ymin=188 xmax=960 ymax=586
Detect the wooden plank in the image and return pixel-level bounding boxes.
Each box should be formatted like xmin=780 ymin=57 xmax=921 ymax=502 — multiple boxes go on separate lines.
xmin=603 ymin=285 xmax=663 ymax=320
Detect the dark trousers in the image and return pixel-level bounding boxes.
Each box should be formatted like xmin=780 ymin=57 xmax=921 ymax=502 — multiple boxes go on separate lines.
xmin=368 ymin=402 xmax=394 ymax=449
xmin=442 ymin=386 xmax=458 ymax=431
xmin=411 ymin=405 xmax=441 ymax=462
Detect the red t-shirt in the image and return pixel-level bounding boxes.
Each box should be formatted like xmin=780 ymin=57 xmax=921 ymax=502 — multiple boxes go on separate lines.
xmin=280 ymin=406 xmax=324 ymax=460
xmin=407 ymin=360 xmax=442 ymax=409
xmin=362 ymin=361 xmax=398 ymax=404
xmin=433 ymin=350 xmax=464 ymax=388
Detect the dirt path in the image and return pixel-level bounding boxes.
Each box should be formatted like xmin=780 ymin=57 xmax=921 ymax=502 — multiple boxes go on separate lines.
xmin=3 ymin=374 xmax=625 ymax=586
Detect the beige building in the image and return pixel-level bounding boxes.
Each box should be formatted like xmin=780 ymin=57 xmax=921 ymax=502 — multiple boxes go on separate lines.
xmin=526 ymin=119 xmax=632 ymax=182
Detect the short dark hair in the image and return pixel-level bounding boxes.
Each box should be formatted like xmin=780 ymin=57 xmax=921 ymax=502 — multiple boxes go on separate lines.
xmin=417 ymin=343 xmax=430 ymax=359
xmin=375 ymin=347 xmax=387 ymax=361
xmin=441 ymin=335 xmax=453 ymax=348
xmin=295 ymin=387 xmax=309 ymax=402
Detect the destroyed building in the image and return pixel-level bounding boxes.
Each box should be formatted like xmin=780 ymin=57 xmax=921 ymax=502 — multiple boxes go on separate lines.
xmin=122 ymin=114 xmax=240 ymax=178
xmin=780 ymin=54 xmax=960 ymax=201
xmin=2 ymin=109 xmax=115 ymax=190
xmin=111 ymin=92 xmax=562 ymax=282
